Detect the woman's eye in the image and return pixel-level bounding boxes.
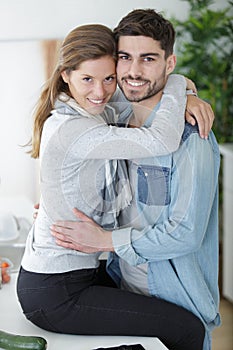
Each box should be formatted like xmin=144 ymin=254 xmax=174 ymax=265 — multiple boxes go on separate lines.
xmin=105 ymin=76 xmax=116 ymax=83
xmin=83 ymin=77 xmax=92 ymax=82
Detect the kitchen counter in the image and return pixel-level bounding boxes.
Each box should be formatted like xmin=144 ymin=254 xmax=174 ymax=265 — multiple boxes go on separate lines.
xmin=0 ymin=273 xmax=167 ymax=350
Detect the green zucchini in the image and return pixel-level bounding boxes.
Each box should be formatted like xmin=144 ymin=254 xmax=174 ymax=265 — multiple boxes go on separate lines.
xmin=0 ymin=330 xmax=47 ymax=350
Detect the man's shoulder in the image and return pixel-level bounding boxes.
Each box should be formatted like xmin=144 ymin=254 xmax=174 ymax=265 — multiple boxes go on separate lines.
xmin=180 ymin=123 xmax=219 ymax=158
xmin=181 ymin=122 xmax=199 ymax=143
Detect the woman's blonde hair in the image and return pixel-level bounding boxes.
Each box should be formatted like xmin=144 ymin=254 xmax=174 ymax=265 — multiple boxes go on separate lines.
xmin=30 ymin=24 xmax=116 ymax=158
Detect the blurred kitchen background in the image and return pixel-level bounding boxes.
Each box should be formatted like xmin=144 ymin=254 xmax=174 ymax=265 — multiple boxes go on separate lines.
xmin=0 ymin=1 xmax=232 ymax=349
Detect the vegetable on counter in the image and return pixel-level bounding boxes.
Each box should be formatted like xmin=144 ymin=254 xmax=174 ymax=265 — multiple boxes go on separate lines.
xmin=0 ymin=261 xmax=11 ymax=284
xmin=0 ymin=330 xmax=47 ymax=350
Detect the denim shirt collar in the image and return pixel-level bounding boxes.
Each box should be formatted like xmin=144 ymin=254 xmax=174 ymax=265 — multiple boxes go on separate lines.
xmin=143 ymin=102 xmax=161 ymax=128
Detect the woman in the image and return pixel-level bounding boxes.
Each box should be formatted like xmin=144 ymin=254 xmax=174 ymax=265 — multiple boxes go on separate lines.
xmin=17 ymin=24 xmax=205 ymax=350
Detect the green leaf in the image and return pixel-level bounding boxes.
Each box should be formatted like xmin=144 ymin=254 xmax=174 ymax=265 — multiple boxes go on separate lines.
xmin=170 ymin=0 xmax=233 ymax=143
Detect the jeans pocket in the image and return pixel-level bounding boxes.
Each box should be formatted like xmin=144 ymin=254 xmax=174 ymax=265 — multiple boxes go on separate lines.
xmin=137 ymin=165 xmax=170 ymax=206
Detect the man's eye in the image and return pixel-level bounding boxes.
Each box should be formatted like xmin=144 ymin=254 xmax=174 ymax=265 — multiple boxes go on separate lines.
xmin=143 ymin=57 xmax=154 ymax=62
xmin=118 ymin=55 xmax=129 ymax=60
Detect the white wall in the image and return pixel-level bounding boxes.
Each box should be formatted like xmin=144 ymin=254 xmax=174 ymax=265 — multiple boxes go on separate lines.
xmin=0 ymin=41 xmax=43 ymax=216
xmin=0 ymin=0 xmax=228 ymax=40
xmin=0 ymin=0 xmax=229 ymax=217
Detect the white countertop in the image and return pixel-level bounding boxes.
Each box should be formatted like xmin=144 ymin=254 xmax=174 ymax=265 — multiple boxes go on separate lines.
xmin=0 ymin=273 xmax=168 ymax=350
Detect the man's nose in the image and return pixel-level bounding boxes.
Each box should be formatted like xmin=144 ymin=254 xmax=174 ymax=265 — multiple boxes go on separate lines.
xmin=127 ymin=60 xmax=142 ymax=78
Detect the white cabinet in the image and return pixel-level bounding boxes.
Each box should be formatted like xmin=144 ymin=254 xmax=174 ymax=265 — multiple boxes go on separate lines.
xmin=219 ymin=143 xmax=233 ymax=302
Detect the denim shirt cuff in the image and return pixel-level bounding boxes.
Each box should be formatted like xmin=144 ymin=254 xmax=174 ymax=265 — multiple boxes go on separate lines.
xmin=112 ymin=228 xmax=146 ymax=266
xmin=112 ymin=227 xmax=131 ymax=250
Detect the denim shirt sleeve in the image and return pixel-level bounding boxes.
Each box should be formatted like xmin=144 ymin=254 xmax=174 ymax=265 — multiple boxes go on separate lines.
xmin=112 ymin=131 xmax=220 ymax=265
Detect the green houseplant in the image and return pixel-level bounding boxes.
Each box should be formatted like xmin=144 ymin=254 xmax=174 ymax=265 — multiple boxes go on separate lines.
xmin=170 ymin=0 xmax=233 ymax=294
xmin=171 ymin=0 xmax=233 ymax=143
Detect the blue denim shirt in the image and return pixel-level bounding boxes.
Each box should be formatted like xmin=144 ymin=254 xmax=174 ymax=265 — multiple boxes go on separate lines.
xmin=107 ymin=106 xmax=221 ymax=350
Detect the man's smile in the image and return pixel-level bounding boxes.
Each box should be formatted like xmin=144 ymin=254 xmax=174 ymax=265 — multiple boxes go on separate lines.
xmin=127 ymin=80 xmax=148 ymax=87
xmin=123 ymin=78 xmax=149 ymax=88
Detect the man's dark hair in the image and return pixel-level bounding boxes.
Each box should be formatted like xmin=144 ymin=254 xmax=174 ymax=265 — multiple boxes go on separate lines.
xmin=113 ymin=9 xmax=175 ymax=59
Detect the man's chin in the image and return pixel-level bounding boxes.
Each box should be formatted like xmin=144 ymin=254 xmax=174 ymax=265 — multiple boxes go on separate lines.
xmin=122 ymin=88 xmax=163 ymax=104
xmin=124 ymin=92 xmax=151 ymax=103
xmin=126 ymin=97 xmax=142 ymax=103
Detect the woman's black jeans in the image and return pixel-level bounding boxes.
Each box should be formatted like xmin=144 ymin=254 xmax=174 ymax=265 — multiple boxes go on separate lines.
xmin=17 ymin=262 xmax=205 ymax=350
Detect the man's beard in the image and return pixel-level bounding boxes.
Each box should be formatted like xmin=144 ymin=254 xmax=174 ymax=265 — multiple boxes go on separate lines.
xmin=118 ymin=70 xmax=166 ymax=103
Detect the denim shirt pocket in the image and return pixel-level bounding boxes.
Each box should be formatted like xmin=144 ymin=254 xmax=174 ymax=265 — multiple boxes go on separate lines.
xmin=137 ymin=165 xmax=170 ymax=206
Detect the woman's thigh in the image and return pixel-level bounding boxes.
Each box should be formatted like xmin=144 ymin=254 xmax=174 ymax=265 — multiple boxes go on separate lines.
xmin=17 ymin=267 xmax=204 ymax=350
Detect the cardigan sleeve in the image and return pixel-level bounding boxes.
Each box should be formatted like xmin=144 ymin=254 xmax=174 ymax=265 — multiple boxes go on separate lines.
xmin=56 ymin=74 xmax=186 ymax=160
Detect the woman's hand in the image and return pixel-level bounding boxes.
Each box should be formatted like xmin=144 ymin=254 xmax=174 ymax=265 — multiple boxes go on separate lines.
xmin=33 ymin=203 xmax=40 ymax=220
xmin=186 ymin=95 xmax=214 ymax=139
xmin=184 ymin=77 xmax=214 ymax=139
xmin=185 ymin=77 xmax=197 ymax=94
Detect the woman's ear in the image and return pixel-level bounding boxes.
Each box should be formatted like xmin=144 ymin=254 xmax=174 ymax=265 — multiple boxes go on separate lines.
xmin=166 ymin=54 xmax=176 ymax=75
xmin=61 ymin=70 xmax=69 ymax=83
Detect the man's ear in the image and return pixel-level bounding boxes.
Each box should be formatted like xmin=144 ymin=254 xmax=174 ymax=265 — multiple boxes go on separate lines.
xmin=166 ymin=54 xmax=176 ymax=75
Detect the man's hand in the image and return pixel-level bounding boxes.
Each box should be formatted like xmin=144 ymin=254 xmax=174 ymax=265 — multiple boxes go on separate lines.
xmin=33 ymin=203 xmax=40 ymax=220
xmin=50 ymin=208 xmax=114 ymax=253
xmin=186 ymin=95 xmax=214 ymax=139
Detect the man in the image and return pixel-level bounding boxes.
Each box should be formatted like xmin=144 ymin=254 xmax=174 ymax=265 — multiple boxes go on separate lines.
xmin=51 ymin=9 xmax=220 ymax=350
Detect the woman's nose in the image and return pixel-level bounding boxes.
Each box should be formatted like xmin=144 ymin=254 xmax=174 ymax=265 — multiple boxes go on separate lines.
xmin=93 ymin=82 xmax=105 ymax=97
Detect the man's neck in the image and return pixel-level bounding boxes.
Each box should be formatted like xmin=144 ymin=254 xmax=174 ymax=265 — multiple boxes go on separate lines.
xmin=129 ymin=90 xmax=163 ymax=127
